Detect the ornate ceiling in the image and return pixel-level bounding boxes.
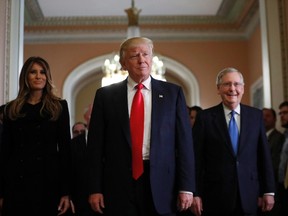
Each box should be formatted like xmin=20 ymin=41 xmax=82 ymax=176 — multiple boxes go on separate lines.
xmin=24 ymin=0 xmax=259 ymax=43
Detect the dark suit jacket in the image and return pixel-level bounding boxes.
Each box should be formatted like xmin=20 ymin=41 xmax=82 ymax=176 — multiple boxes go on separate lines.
xmin=87 ymin=77 xmax=195 ymax=214
xmin=70 ymin=133 xmax=96 ymax=215
xmin=267 ymin=129 xmax=285 ymax=183
xmin=193 ymin=103 xmax=275 ymax=214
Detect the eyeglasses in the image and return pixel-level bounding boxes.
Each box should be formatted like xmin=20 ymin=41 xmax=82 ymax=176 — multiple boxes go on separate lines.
xmin=279 ymin=111 xmax=288 ymax=116
xmin=219 ymin=82 xmax=244 ymax=88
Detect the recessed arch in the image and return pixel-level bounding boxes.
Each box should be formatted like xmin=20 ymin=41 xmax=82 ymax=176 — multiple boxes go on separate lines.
xmin=63 ymin=53 xmax=200 ymax=124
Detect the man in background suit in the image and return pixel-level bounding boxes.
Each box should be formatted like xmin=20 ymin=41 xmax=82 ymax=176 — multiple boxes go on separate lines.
xmin=259 ymin=108 xmax=285 ymax=216
xmin=70 ymin=108 xmax=96 ymax=216
xmin=191 ymin=67 xmax=275 ymax=216
xmin=188 ymin=106 xmax=202 ymax=128
xmin=0 ymin=105 xmax=4 ymax=151
xmin=72 ymin=121 xmax=87 ymax=138
xmin=262 ymin=108 xmax=285 ymax=183
xmin=87 ymin=37 xmax=195 ymax=216
xmin=278 ymin=101 xmax=288 ymax=215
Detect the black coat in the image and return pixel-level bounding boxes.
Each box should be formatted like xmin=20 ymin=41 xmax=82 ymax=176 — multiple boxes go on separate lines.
xmin=71 ymin=133 xmax=95 ymax=216
xmin=0 ymin=100 xmax=71 ymax=216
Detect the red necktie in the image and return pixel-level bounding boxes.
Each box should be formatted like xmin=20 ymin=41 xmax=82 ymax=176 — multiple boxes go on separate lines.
xmin=130 ymin=83 xmax=144 ymax=180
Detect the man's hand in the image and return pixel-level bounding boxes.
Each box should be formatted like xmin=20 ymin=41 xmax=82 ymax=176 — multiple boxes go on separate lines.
xmin=89 ymin=193 xmax=105 ymax=214
xmin=260 ymin=195 xmax=274 ymax=212
xmin=190 ymin=196 xmax=202 ymax=216
xmin=57 ymin=195 xmax=70 ymax=215
xmin=177 ymin=193 xmax=193 ymax=211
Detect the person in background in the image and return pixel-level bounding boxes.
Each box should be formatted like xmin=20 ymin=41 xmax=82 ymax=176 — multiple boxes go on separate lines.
xmin=0 ymin=105 xmax=4 ymax=123
xmin=72 ymin=121 xmax=87 ymax=138
xmin=188 ymin=106 xmax=202 ymax=128
xmin=277 ymin=101 xmax=288 ymax=215
xmin=191 ymin=67 xmax=275 ymax=216
xmin=83 ymin=104 xmax=93 ymax=129
xmin=70 ymin=106 xmax=96 ymax=216
xmin=0 ymin=105 xmax=5 ymax=151
xmin=87 ymin=37 xmax=195 ymax=216
xmin=0 ymin=56 xmax=72 ymax=216
xmin=258 ymin=108 xmax=285 ymax=216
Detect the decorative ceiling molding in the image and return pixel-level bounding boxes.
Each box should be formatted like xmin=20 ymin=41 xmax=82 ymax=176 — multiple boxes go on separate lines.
xmin=24 ymin=0 xmax=259 ymax=42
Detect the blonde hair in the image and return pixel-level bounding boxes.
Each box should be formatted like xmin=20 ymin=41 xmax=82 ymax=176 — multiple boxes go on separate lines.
xmin=119 ymin=37 xmax=154 ymax=65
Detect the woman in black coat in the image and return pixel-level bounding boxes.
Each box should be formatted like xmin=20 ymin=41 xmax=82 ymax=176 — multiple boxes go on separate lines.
xmin=0 ymin=56 xmax=72 ymax=216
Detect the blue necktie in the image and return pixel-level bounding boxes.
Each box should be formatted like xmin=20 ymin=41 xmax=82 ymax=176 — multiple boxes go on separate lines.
xmin=229 ymin=110 xmax=239 ymax=154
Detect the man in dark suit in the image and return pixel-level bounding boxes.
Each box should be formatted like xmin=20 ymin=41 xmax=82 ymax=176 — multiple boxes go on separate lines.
xmin=0 ymin=105 xmax=4 ymax=150
xmin=87 ymin=37 xmax=195 ymax=216
xmin=278 ymin=101 xmax=288 ymax=215
xmin=259 ymin=108 xmax=285 ymax=216
xmin=69 ymin=107 xmax=96 ymax=216
xmin=262 ymin=108 xmax=285 ymax=184
xmin=70 ymin=128 xmax=97 ymax=216
xmin=191 ymin=67 xmax=275 ymax=216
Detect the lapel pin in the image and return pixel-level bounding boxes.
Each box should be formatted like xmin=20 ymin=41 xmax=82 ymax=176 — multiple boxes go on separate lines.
xmin=159 ymin=95 xmax=163 ymax=98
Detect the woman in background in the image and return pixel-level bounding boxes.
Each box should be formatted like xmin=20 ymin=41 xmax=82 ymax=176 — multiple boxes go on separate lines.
xmin=0 ymin=56 xmax=72 ymax=216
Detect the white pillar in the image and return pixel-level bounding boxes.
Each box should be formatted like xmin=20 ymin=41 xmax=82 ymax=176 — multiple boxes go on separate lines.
xmin=0 ymin=0 xmax=8 ymax=104
xmin=259 ymin=0 xmax=284 ymax=108
xmin=8 ymin=0 xmax=24 ymax=101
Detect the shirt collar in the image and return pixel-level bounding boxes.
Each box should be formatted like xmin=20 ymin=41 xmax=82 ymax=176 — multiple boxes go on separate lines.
xmin=266 ymin=128 xmax=274 ymax=137
xmin=223 ymin=104 xmax=241 ymax=116
xmin=127 ymin=76 xmax=151 ymax=91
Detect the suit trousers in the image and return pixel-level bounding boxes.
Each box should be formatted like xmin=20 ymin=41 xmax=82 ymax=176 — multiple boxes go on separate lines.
xmin=202 ymin=187 xmax=256 ymax=216
xmin=103 ymin=160 xmax=175 ymax=216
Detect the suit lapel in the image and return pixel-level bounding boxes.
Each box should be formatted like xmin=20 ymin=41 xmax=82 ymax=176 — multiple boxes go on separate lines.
xmin=212 ymin=104 xmax=236 ymax=156
xmin=238 ymin=104 xmax=248 ymax=154
xmin=150 ymin=78 xmax=166 ymax=138
xmin=113 ymin=80 xmax=131 ymax=146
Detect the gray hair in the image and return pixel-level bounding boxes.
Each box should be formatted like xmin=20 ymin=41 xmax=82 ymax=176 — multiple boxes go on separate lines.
xmin=216 ymin=67 xmax=244 ymax=85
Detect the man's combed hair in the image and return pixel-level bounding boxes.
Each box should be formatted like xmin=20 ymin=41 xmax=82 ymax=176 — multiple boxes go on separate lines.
xmin=279 ymin=101 xmax=288 ymax=109
xmin=6 ymin=56 xmax=62 ymax=121
xmin=119 ymin=37 xmax=154 ymax=65
xmin=216 ymin=67 xmax=244 ymax=85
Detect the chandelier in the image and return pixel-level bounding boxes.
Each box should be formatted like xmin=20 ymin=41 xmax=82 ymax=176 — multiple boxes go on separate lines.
xmin=102 ymin=0 xmax=166 ymax=87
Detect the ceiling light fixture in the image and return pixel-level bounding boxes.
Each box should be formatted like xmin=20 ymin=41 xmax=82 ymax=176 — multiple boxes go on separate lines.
xmin=101 ymin=0 xmax=166 ymax=87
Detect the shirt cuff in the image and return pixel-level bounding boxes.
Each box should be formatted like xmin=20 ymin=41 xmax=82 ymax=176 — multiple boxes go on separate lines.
xmin=179 ymin=191 xmax=193 ymax=195
xmin=264 ymin=193 xmax=275 ymax=196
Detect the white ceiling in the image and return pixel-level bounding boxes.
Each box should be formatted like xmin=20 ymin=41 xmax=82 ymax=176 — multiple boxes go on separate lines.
xmin=37 ymin=0 xmax=223 ymax=17
xmin=24 ymin=0 xmax=259 ymax=42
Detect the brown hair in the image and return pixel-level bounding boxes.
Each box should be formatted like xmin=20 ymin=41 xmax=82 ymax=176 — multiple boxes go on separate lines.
xmin=6 ymin=56 xmax=62 ymax=121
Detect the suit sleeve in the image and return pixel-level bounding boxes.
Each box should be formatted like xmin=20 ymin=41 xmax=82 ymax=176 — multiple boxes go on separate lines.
xmin=175 ymin=88 xmax=196 ymax=192
xmin=57 ymin=100 xmax=72 ymax=196
xmin=87 ymin=88 xmax=105 ymax=194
